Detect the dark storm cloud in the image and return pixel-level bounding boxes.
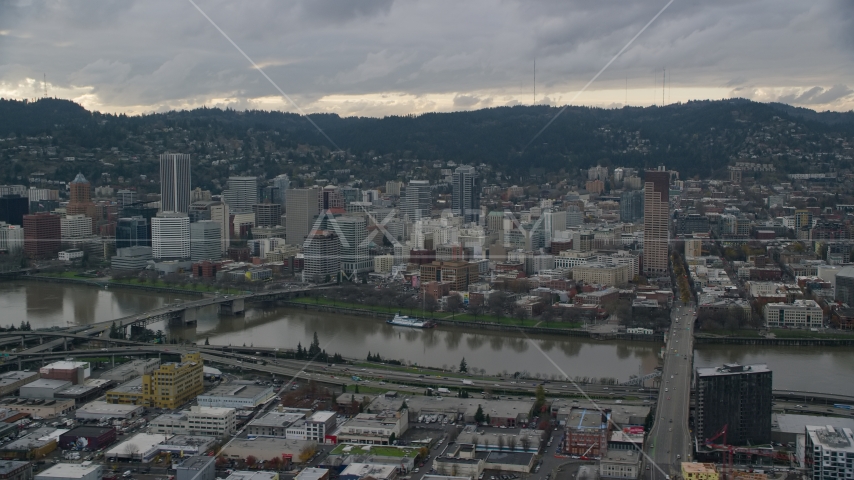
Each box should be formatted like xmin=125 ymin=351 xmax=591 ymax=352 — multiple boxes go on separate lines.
xmin=2 ymin=0 xmax=853 ymax=114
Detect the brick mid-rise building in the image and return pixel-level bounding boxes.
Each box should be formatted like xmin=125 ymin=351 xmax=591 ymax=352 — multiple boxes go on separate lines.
xmin=420 ymin=260 xmax=479 ymax=292
xmin=23 ymin=212 xmax=61 ymax=259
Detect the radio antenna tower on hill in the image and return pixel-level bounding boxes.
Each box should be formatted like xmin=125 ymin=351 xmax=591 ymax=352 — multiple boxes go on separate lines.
xmin=43 ymin=74 xmax=48 ymax=98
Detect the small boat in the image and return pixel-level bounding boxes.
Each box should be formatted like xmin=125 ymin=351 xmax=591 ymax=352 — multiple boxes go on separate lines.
xmin=387 ymin=313 xmax=436 ymax=329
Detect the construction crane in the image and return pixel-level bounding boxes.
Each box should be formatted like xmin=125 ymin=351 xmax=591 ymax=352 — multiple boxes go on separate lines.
xmin=579 ymin=443 xmax=597 ymax=461
xmin=704 ymin=425 xmax=792 ymax=480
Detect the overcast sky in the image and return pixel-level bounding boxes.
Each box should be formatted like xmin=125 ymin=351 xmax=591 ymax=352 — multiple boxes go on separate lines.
xmin=2 ymin=0 xmax=853 ymax=117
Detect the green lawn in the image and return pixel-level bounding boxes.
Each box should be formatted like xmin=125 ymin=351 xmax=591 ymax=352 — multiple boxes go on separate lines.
xmin=770 ymin=329 xmax=854 ymax=339
xmin=290 ymin=296 xmax=582 ymax=329
xmin=696 ymin=329 xmax=763 ymax=338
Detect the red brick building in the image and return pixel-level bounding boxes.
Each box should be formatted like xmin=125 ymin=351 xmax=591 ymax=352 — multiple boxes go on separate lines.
xmin=23 ymin=212 xmax=61 ymax=259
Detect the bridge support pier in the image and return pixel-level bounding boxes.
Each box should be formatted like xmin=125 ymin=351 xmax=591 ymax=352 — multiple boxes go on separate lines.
xmin=130 ymin=324 xmax=147 ymax=338
xmin=112 ymin=355 xmax=115 ymax=368
xmin=180 ymin=307 xmax=198 ymax=325
xmin=220 ymin=298 xmax=245 ymax=315
xmin=63 ymin=337 xmax=68 ymax=351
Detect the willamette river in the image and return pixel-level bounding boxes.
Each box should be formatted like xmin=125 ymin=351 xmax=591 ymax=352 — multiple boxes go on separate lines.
xmin=4 ymin=281 xmax=854 ymax=396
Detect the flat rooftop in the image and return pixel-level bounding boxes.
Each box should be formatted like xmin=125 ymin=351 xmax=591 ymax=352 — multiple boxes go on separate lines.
xmin=484 ymin=451 xmax=535 ymax=466
xmin=42 ymin=361 xmax=88 ymax=370
xmin=601 ymin=450 xmax=641 ymax=464
xmin=109 ymin=377 xmax=143 ymax=393
xmin=100 ymin=359 xmax=159 ymax=379
xmin=806 ymin=426 xmax=854 ymax=453
xmin=22 ymin=379 xmax=71 ymax=390
xmin=566 ymin=408 xmax=608 ymax=430
xmin=60 ymin=426 xmax=115 ymax=437
xmin=76 ymin=401 xmax=143 ymax=417
xmin=177 ymin=456 xmax=215 ymax=470
xmin=202 ymin=383 xmax=273 ymax=398
xmin=35 ymin=463 xmax=101 ymax=479
xmin=681 ymin=463 xmax=718 ymax=474
xmin=55 ymin=384 xmax=99 ymax=396
xmin=250 ymin=411 xmax=305 ymax=428
xmin=697 ymin=363 xmax=770 ymax=377
xmin=0 ymin=371 xmax=38 ymax=385
xmin=774 ymin=414 xmax=854 ymax=434
xmin=296 ymin=468 xmax=329 ymax=480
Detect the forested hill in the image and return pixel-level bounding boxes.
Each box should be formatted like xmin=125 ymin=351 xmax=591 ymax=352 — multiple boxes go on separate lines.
xmin=1 ymin=97 xmax=853 ymax=182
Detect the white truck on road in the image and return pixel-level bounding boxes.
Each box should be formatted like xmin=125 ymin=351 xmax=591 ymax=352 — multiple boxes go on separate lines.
xmin=462 ymin=380 xmax=473 ymax=385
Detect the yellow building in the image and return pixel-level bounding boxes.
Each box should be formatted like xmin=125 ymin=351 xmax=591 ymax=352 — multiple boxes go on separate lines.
xmin=106 ymin=352 xmax=204 ymax=409
xmin=681 ymin=463 xmax=719 ymax=480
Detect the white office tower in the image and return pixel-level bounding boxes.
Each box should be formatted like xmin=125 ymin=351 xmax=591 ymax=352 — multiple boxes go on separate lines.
xmin=0 ymin=222 xmax=24 ymax=255
xmin=190 ymin=221 xmax=222 ymax=262
xmin=159 ymin=154 xmax=191 ymax=214
xmin=60 ymin=214 xmax=93 ymax=240
xmin=302 ymin=231 xmax=340 ymax=283
xmin=334 ymin=215 xmax=372 ymax=275
xmin=401 ymin=180 xmax=431 ymax=222
xmin=805 ymin=426 xmax=854 ymax=480
xmin=451 ymin=165 xmax=479 ymax=223
xmin=223 ymin=176 xmax=258 ymax=214
xmin=272 ymin=174 xmax=290 ymax=206
xmin=285 ymin=188 xmax=320 ymax=247
xmin=152 ymin=212 xmax=190 ymax=261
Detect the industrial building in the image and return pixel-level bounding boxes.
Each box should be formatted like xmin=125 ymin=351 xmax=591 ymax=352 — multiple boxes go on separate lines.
xmin=695 ymin=364 xmax=772 ymax=446
xmin=39 ymin=361 xmax=90 ymax=385
xmin=247 ymin=412 xmax=307 ymax=438
xmin=105 ymin=352 xmax=203 ymax=409
xmin=333 ymin=411 xmax=408 ymax=445
xmin=58 ymin=426 xmax=117 ymax=451
xmin=157 ymin=435 xmax=217 ymax=457
xmin=19 ymin=379 xmax=72 ymax=399
xmin=74 ymin=401 xmax=143 ymax=421
xmin=175 ymin=456 xmax=216 ymax=480
xmin=0 ymin=371 xmax=39 ymax=397
xmin=0 ymin=460 xmax=33 ymax=480
xmin=0 ymin=398 xmax=75 ymax=419
xmin=34 ymin=463 xmax=102 ymax=480
xmin=105 ymin=433 xmax=172 ymax=462
xmin=196 ymin=383 xmax=275 ymax=409
xmin=221 ymin=437 xmax=316 ymax=464
xmin=0 ymin=428 xmax=58 ymax=460
xmin=340 ymin=463 xmax=398 ymax=480
xmin=99 ymin=359 xmax=160 ymax=383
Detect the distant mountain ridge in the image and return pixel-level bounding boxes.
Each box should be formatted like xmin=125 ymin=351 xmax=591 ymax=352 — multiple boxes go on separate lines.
xmin=1 ymin=97 xmax=852 ymax=179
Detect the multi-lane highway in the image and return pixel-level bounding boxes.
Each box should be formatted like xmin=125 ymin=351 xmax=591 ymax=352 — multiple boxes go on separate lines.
xmin=646 ymin=301 xmax=695 ymax=480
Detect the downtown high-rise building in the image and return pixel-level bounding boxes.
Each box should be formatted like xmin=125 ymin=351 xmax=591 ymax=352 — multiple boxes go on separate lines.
xmin=190 ymin=220 xmax=222 ymax=262
xmin=116 ymin=217 xmax=149 ymax=249
xmin=642 ymin=169 xmax=670 ymax=276
xmin=223 ymin=176 xmax=258 ymax=214
xmin=333 ymin=214 xmax=372 ymax=275
xmin=285 ymin=188 xmax=320 ymax=247
xmin=401 ymin=180 xmax=431 ymax=222
xmin=159 ymin=154 xmax=191 ymax=214
xmin=452 ymin=165 xmax=479 ymax=223
xmin=151 ymin=212 xmax=190 ymax=261
xmin=696 ymin=363 xmax=772 ymax=446
xmin=620 ymin=190 xmax=644 ymax=223
xmin=272 ymin=174 xmax=290 ymax=206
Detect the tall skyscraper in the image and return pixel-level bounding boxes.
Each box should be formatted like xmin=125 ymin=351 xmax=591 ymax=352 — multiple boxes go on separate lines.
xmin=402 ymin=180 xmax=432 ymax=222
xmin=151 ymin=212 xmax=190 ymax=261
xmin=116 ymin=189 xmax=138 ymax=209
xmin=285 ymin=188 xmax=319 ymax=246
xmin=272 ymin=174 xmax=290 ymax=205
xmin=66 ymin=174 xmax=95 ymax=233
xmin=210 ymin=202 xmax=230 ymax=254
xmin=159 ymin=154 xmax=191 ymax=214
xmin=116 ymin=217 xmax=150 ymax=249
xmin=696 ymin=363 xmax=772 ymax=446
xmin=0 ymin=195 xmax=29 ymax=226
xmin=223 ymin=176 xmax=258 ymax=214
xmin=190 ymin=221 xmax=222 ymax=262
xmin=620 ymin=190 xmax=644 ymax=223
xmin=253 ymin=203 xmax=282 ymax=227
xmin=302 ymin=230 xmax=340 ymax=283
xmin=642 ymin=169 xmax=670 ymax=276
xmin=333 ymin=215 xmax=371 ymax=275
xmin=452 ymin=165 xmax=479 ymax=223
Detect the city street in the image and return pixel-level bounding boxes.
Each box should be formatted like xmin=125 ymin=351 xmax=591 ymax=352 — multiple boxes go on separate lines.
xmin=645 ymin=302 xmax=695 ymax=480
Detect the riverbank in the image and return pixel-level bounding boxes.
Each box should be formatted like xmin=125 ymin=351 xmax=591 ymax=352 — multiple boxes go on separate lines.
xmin=694 ymin=336 xmax=854 ymax=346
xmin=26 ymin=274 xmax=244 ymax=296
xmin=281 ymin=299 xmax=668 ymax=341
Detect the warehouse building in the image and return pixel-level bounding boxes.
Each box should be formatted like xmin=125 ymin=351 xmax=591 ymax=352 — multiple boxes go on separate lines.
xmin=105 ymin=433 xmax=172 ymax=463
xmin=339 ymin=463 xmax=398 ymax=480
xmin=175 ymin=456 xmax=215 ymax=480
xmin=157 ymin=436 xmax=217 ymax=457
xmin=0 ymin=398 xmax=75 ymax=419
xmin=53 ymin=385 xmax=102 ymax=405
xmin=247 ymin=412 xmax=306 ymax=438
xmin=0 ymin=428 xmax=58 ymax=460
xmin=19 ymin=380 xmax=71 ymax=399
xmin=58 ymin=426 xmax=117 ymax=451
xmin=196 ymin=383 xmax=275 ymax=410
xmin=34 ymin=463 xmax=102 ymax=480
xmin=39 ymin=362 xmax=90 ymax=385
xmin=0 ymin=460 xmax=33 ymax=480
xmin=0 ymin=372 xmax=40 ymax=397
xmin=100 ymin=359 xmax=160 ymax=383
xmin=222 ymin=437 xmax=316 ymax=464
xmin=75 ymin=401 xmax=142 ymax=421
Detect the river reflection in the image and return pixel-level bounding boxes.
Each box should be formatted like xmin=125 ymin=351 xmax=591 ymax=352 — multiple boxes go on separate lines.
xmin=10 ymin=281 xmax=854 ymax=395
